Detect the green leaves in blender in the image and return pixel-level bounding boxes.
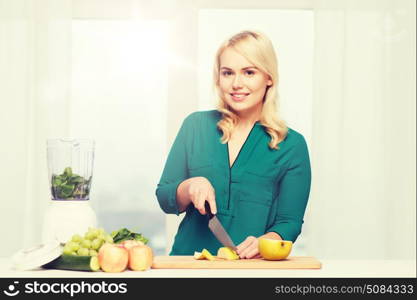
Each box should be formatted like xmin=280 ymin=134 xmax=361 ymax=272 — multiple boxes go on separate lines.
xmin=51 ymin=167 xmax=91 ymax=200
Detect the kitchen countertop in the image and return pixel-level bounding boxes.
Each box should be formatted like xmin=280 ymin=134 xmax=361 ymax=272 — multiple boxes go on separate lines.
xmin=0 ymin=258 xmax=415 ymax=278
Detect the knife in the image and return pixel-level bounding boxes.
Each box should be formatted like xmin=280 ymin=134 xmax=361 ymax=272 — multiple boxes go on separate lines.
xmin=204 ymin=202 xmax=236 ymax=250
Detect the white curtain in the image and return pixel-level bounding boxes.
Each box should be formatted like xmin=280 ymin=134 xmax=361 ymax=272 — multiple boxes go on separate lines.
xmin=307 ymin=0 xmax=416 ymax=259
xmin=0 ymin=0 xmax=72 ymax=256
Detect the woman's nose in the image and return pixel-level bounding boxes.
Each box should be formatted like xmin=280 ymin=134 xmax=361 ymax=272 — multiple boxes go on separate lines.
xmin=232 ymin=74 xmax=243 ymax=89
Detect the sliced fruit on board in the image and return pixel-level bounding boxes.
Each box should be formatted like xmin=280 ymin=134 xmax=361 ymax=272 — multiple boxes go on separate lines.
xmin=193 ymin=251 xmax=204 ymax=260
xmin=193 ymin=249 xmax=215 ymax=261
xmin=217 ymin=247 xmax=239 ymax=260
xmin=201 ymin=249 xmax=215 ymax=261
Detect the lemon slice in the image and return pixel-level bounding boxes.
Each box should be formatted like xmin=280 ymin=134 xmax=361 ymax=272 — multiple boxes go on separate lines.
xmin=217 ymin=247 xmax=239 ymax=260
xmin=193 ymin=251 xmax=204 ymax=260
xmin=201 ymin=249 xmax=215 ymax=261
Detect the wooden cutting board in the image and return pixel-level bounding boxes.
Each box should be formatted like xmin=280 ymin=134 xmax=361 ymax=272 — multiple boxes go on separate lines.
xmin=152 ymin=256 xmax=321 ymax=269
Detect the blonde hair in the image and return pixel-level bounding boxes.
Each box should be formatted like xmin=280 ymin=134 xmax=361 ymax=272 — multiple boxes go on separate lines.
xmin=214 ymin=30 xmax=288 ymax=149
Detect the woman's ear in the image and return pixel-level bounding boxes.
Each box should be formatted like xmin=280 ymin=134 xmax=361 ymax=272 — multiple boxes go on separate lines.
xmin=266 ymin=75 xmax=273 ymax=86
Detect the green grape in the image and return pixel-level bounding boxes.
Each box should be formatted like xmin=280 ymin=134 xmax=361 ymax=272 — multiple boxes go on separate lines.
xmin=89 ymin=249 xmax=98 ymax=256
xmin=97 ymin=233 xmax=106 ymax=241
xmin=70 ymin=252 xmax=77 ymax=256
xmin=84 ymin=231 xmax=96 ymax=240
xmin=63 ymin=245 xmax=72 ymax=255
xmin=98 ymin=228 xmax=105 ymax=235
xmin=71 ymin=234 xmax=82 ymax=243
xmin=91 ymin=238 xmax=102 ymax=250
xmin=90 ymin=228 xmax=100 ymax=237
xmin=81 ymin=239 xmax=92 ymax=249
xmin=68 ymin=241 xmax=80 ymax=252
xmin=77 ymin=247 xmax=89 ymax=256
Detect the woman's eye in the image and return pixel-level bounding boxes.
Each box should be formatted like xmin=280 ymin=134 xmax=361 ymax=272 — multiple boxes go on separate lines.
xmin=245 ymin=70 xmax=255 ymax=76
xmin=222 ymin=70 xmax=233 ymax=76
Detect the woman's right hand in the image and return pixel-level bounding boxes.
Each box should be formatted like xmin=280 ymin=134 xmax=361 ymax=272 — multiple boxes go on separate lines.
xmin=176 ymin=176 xmax=217 ymax=215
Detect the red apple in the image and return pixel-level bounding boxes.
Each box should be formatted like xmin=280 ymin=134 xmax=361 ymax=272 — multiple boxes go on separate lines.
xmin=128 ymin=245 xmax=153 ymax=271
xmin=98 ymin=243 xmax=128 ymax=272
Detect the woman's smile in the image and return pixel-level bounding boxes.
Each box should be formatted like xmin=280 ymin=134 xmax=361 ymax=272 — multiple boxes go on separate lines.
xmin=230 ymin=92 xmax=250 ymax=102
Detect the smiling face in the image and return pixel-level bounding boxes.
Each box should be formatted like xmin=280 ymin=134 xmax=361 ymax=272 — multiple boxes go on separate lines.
xmin=218 ymin=47 xmax=272 ymax=118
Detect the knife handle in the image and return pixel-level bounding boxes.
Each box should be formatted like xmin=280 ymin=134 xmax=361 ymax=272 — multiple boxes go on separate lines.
xmin=204 ymin=201 xmax=214 ymax=219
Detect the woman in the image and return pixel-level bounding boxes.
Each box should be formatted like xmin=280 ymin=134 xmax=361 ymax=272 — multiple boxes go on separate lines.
xmin=156 ymin=30 xmax=311 ymax=259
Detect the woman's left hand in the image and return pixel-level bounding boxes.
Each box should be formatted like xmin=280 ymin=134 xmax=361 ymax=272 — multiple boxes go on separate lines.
xmin=235 ymin=236 xmax=262 ymax=259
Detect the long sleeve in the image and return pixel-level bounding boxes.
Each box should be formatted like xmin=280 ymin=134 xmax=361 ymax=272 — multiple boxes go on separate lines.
xmin=267 ymin=136 xmax=312 ymax=242
xmin=155 ymin=113 xmax=194 ymax=215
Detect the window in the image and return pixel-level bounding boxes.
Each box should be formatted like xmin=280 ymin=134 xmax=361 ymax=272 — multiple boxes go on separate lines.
xmin=71 ymin=20 xmax=169 ymax=254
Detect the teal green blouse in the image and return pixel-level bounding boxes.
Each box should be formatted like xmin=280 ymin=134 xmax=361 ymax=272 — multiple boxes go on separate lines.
xmin=156 ymin=110 xmax=311 ymax=255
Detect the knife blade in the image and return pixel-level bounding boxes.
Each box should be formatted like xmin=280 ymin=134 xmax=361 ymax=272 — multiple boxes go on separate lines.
xmin=204 ymin=202 xmax=236 ymax=250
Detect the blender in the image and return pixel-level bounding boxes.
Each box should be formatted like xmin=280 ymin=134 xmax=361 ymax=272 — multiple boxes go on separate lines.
xmin=41 ymin=138 xmax=97 ymax=244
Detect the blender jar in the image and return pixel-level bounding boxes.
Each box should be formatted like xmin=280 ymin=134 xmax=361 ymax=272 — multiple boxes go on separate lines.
xmin=47 ymin=138 xmax=94 ymax=200
xmin=42 ymin=138 xmax=97 ymax=244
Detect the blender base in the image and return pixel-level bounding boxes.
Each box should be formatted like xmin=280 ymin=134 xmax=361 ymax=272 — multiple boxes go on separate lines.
xmin=42 ymin=200 xmax=97 ymax=244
